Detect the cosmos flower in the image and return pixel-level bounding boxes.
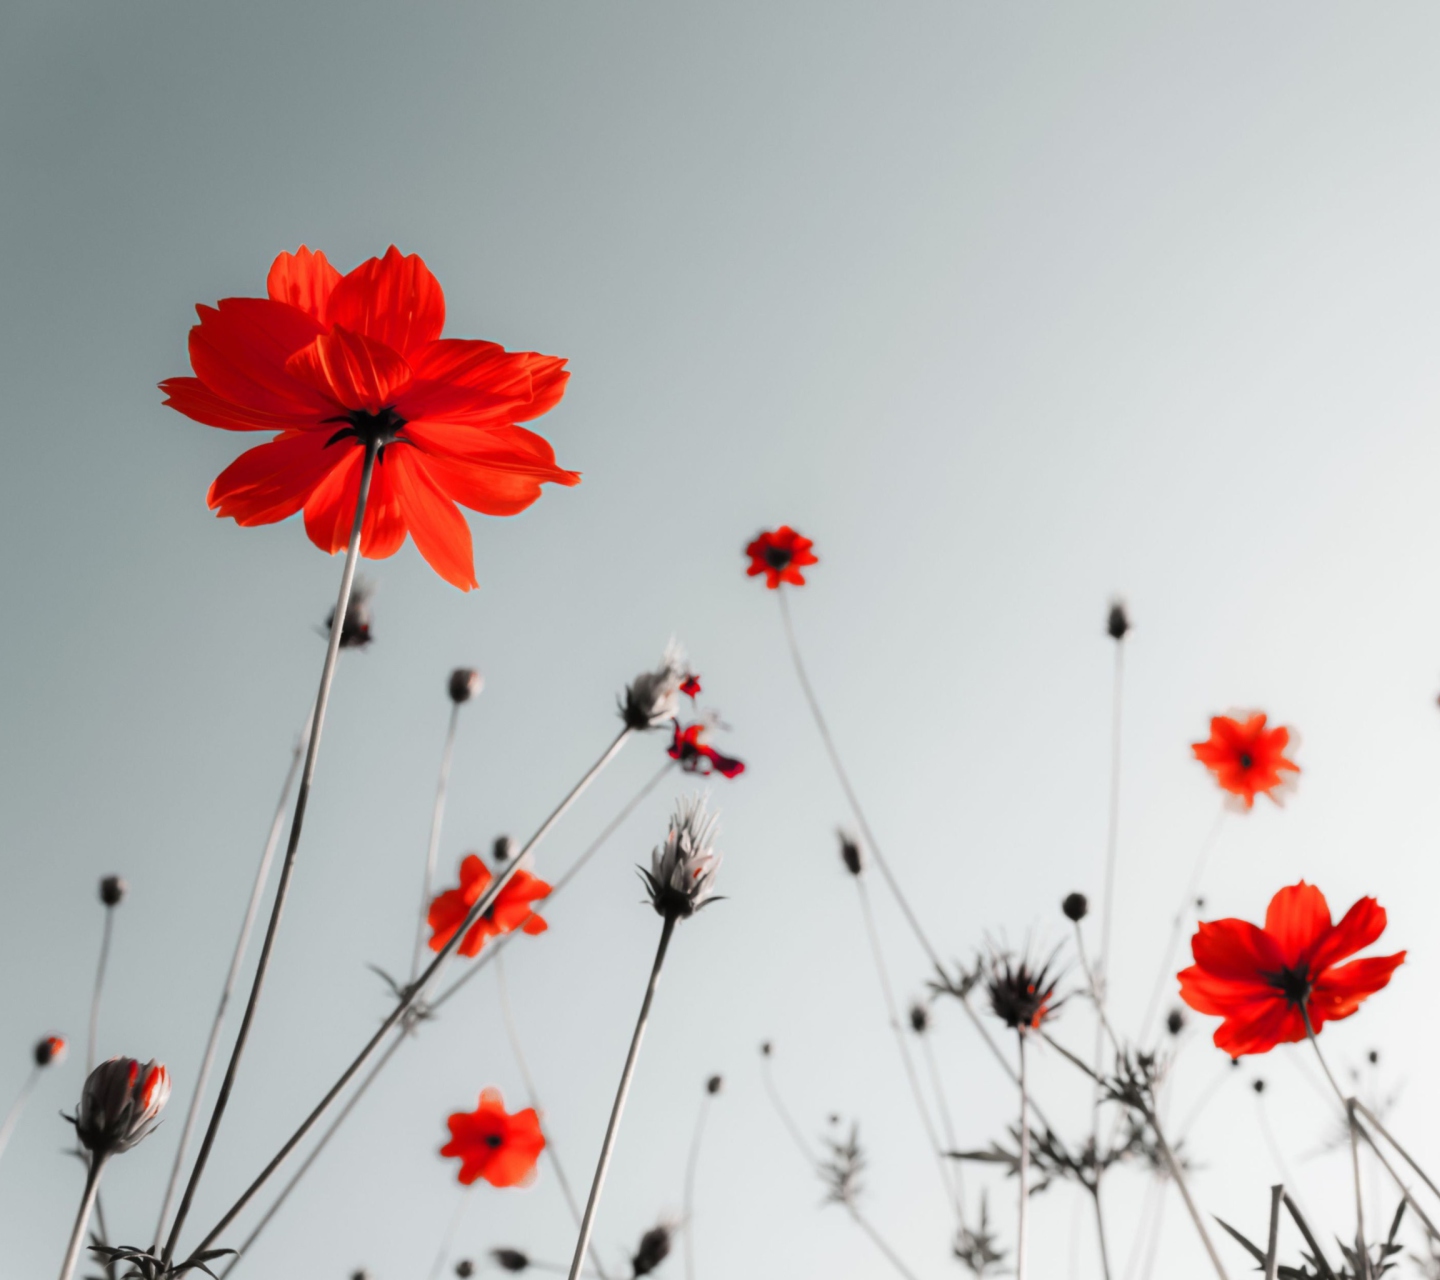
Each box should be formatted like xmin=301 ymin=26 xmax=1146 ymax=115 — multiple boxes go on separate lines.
xmin=72 ymin=1058 xmax=170 ymax=1157
xmin=428 ymin=856 xmax=551 ymax=958
xmin=33 ymin=1036 xmax=66 ymax=1067
xmin=620 ymin=642 xmax=689 ymax=731
xmin=642 ymin=796 xmax=722 ymax=920
xmin=440 ymin=1088 xmax=545 ymax=1187
xmin=680 ymin=674 xmax=702 ymax=699
xmin=745 ymin=526 xmax=818 ymax=589
xmin=1191 ymin=713 xmax=1299 ymax=808
xmin=1178 ymin=882 xmax=1405 ymax=1057
xmin=985 ymin=952 xmax=1062 ymax=1033
xmin=667 ymin=719 xmax=745 ymax=779
xmin=161 ymin=246 xmax=578 ymax=591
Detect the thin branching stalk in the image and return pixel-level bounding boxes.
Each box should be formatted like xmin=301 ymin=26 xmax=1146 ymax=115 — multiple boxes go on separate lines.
xmin=411 ymin=701 xmax=462 ymax=984
xmin=1017 ymin=1032 xmax=1030 ymax=1280
xmin=0 ymin=1066 xmax=39 ymax=1166
xmin=1352 ymin=1099 xmax=1440 ymax=1205
xmin=1264 ymin=1183 xmax=1283 ymax=1280
xmin=682 ymin=1087 xmax=713 ymax=1280
xmin=1352 ymin=1121 xmax=1440 ymax=1239
xmin=426 ymin=1192 xmax=470 ymax=1280
xmin=154 ymin=711 xmax=313 ymax=1249
xmin=58 ymin=1157 xmax=105 ymax=1280
xmin=184 ymin=726 xmax=634 ymax=1267
xmin=759 ymin=1049 xmax=817 ymax=1168
xmin=1091 ymin=1180 xmax=1114 ymax=1280
xmin=163 ymin=436 xmax=381 ymax=1266
xmin=87 ymin=908 xmax=116 ymax=1075
xmin=1303 ymin=1015 xmax=1368 ymax=1276
xmin=565 ymin=915 xmax=677 ymax=1280
xmin=916 ymin=1028 xmax=964 ymax=1205
xmin=1071 ymin=919 xmax=1116 ymax=1277
xmin=844 ymin=1201 xmax=922 ymax=1280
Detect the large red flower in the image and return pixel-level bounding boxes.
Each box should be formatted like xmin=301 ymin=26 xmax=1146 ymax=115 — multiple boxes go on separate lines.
xmin=427 ymin=855 xmax=551 ymax=958
xmin=1178 ymin=882 xmax=1405 ymax=1057
xmin=440 ymin=1088 xmax=545 ymax=1187
xmin=161 ymin=247 xmax=578 ymax=591
xmin=745 ymin=526 xmax=818 ymax=589
xmin=1191 ymin=712 xmax=1299 ymax=808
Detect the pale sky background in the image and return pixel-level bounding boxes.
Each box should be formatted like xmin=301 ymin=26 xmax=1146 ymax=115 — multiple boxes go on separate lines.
xmin=5 ymin=4 xmax=1440 ymax=1278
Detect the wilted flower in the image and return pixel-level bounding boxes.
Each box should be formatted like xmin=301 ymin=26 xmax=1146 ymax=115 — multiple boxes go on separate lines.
xmin=706 ymin=1074 xmax=723 ymax=1095
xmin=838 ymin=831 xmax=863 ymax=876
xmin=621 ymin=642 xmax=688 ymax=731
xmin=641 ymin=796 xmax=722 ymax=920
xmin=34 ymin=1035 xmax=66 ymax=1067
xmin=745 ymin=526 xmax=818 ymax=589
xmin=1106 ymin=600 xmax=1130 ymax=641
xmin=631 ymin=1223 xmax=674 ymax=1276
xmin=1061 ymin=892 xmax=1088 ymax=922
xmin=491 ymin=1250 xmax=530 ymax=1273
xmin=327 ymin=577 xmax=376 ymax=649
xmin=985 ymin=951 xmax=1062 ymax=1033
xmin=668 ymin=718 xmax=745 ymax=779
xmin=448 ymin=668 xmax=483 ymax=704
xmin=440 ymin=1088 xmax=545 ymax=1187
xmin=72 ymin=1058 xmax=170 ymax=1157
xmin=1191 ymin=712 xmax=1299 ymax=808
xmin=428 ymin=856 xmax=551 ymax=958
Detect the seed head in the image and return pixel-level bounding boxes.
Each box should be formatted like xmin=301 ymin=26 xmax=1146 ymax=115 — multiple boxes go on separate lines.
xmin=492 ymin=835 xmax=515 ymax=863
xmin=1252 ymin=1078 xmax=1266 ymax=1095
xmin=1061 ymin=892 xmax=1088 ymax=922
xmin=706 ymin=1074 xmax=723 ymax=1095
xmin=838 ymin=831 xmax=863 ymax=876
xmin=985 ymin=951 xmax=1062 ymax=1033
xmin=448 ymin=668 xmax=483 ymax=704
xmin=631 ymin=1223 xmax=673 ymax=1276
xmin=327 ymin=577 xmax=376 ymax=650
xmin=72 ymin=1057 xmax=170 ymax=1157
xmin=454 ymin=1262 xmax=476 ymax=1278
xmin=34 ymin=1035 xmax=67 ymax=1067
xmin=1107 ymin=599 xmax=1131 ymax=641
xmin=641 ymin=795 xmax=722 ymax=920
xmin=909 ymin=1003 xmax=930 ymax=1034
xmin=760 ymin=1041 xmax=773 ymax=1057
xmin=620 ymin=641 xmax=688 ymax=731
xmin=1368 ymin=1049 xmax=1379 ymax=1065
xmin=1165 ymin=1009 xmax=1186 ymax=1037
xmin=99 ymin=876 xmax=127 ymax=907
xmin=491 ymin=1249 xmax=530 ymax=1273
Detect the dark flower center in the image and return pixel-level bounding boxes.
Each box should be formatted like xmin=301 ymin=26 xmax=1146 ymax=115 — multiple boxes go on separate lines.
xmin=1267 ymin=964 xmax=1312 ymax=1006
xmin=484 ymin=1133 xmax=504 ymax=1149
xmin=325 ymin=406 xmax=409 ymax=450
xmin=1238 ymin=751 xmax=1254 ymax=770
xmin=764 ymin=544 xmax=793 ymax=570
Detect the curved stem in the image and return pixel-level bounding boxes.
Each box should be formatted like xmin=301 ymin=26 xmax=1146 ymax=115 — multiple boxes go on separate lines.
xmin=412 ymin=702 xmax=462 ymax=984
xmin=682 ymin=1092 xmax=712 ymax=1280
xmin=163 ymin=435 xmax=380 ymax=1266
xmin=759 ymin=1049 xmax=816 ymax=1169
xmin=154 ymin=711 xmax=313 ymax=1249
xmin=58 ymin=1157 xmax=105 ymax=1280
xmin=565 ymin=915 xmax=677 ymax=1280
xmin=0 ymin=1066 xmax=39 ymax=1167
xmin=1304 ymin=1015 xmax=1368 ymax=1276
xmin=1352 ymin=1098 xmax=1440 ymax=1205
xmin=87 ymin=908 xmax=116 ymax=1075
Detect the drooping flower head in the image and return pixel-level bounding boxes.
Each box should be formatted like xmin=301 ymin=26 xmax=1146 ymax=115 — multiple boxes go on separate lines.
xmin=440 ymin=1088 xmax=545 ymax=1187
xmin=745 ymin=526 xmax=818 ymax=589
xmin=161 ymin=247 xmax=578 ymax=591
xmin=448 ymin=667 xmax=483 ymax=704
xmin=34 ymin=1035 xmax=67 ymax=1067
xmin=1178 ymin=881 xmax=1405 ymax=1057
xmin=326 ymin=576 xmax=376 ymax=649
xmin=620 ymin=641 xmax=689 ymax=731
xmin=667 ymin=718 xmax=745 ymax=779
xmin=428 ymin=855 xmax=551 ymax=958
xmin=72 ymin=1058 xmax=170 ymax=1157
xmin=1191 ymin=712 xmax=1299 ymax=809
xmin=642 ymin=795 xmax=722 ymax=920
xmin=985 ymin=950 xmax=1062 ymax=1033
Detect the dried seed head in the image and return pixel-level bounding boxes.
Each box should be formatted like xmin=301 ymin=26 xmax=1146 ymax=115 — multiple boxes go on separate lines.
xmin=909 ymin=1003 xmax=930 ymax=1034
xmin=1107 ymin=600 xmax=1131 ymax=641
xmin=448 ymin=668 xmax=483 ymax=704
xmin=760 ymin=1041 xmax=773 ymax=1057
xmin=985 ymin=951 xmax=1062 ymax=1033
xmin=100 ymin=876 xmax=127 ymax=907
xmin=350 ymin=1272 xmax=371 ymax=1280
xmin=1165 ymin=1009 xmax=1186 ymax=1037
xmin=838 ymin=831 xmax=863 ymax=876
xmin=454 ymin=1262 xmax=476 ymax=1278
xmin=491 ymin=1249 xmax=530 ymax=1273
xmin=1061 ymin=892 xmax=1088 ymax=922
xmin=706 ymin=1074 xmax=723 ymax=1095
xmin=492 ymin=835 xmax=515 ymax=863
xmin=1368 ymin=1049 xmax=1379 ymax=1065
xmin=34 ymin=1035 xmax=67 ymax=1067
xmin=620 ymin=641 xmax=688 ymax=731
xmin=1252 ymin=1078 xmax=1266 ymax=1094
xmin=327 ymin=577 xmax=376 ymax=650
xmin=631 ymin=1224 xmax=673 ymax=1276
xmin=641 ymin=795 xmax=721 ymax=920
xmin=72 ymin=1057 xmax=170 ymax=1157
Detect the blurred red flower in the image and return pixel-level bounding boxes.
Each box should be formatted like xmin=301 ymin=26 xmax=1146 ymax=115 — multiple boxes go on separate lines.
xmin=161 ymin=246 xmax=578 ymax=591
xmin=745 ymin=526 xmax=817 ymax=589
xmin=1191 ymin=712 xmax=1299 ymax=808
xmin=1178 ymin=881 xmax=1405 ymax=1057
xmin=440 ymin=1088 xmax=545 ymax=1187
xmin=669 ymin=720 xmax=745 ymax=779
xmin=428 ymin=855 xmax=551 ymax=958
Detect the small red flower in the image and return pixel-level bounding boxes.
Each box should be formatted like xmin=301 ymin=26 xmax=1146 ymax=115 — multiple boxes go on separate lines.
xmin=1178 ymin=881 xmax=1405 ymax=1057
xmin=428 ymin=855 xmax=551 ymax=958
xmin=161 ymin=246 xmax=579 ymax=591
xmin=668 ymin=720 xmax=745 ymax=779
xmin=34 ymin=1036 xmax=66 ymax=1067
xmin=745 ymin=526 xmax=818 ymax=589
xmin=680 ymin=674 xmax=702 ymax=700
xmin=1191 ymin=712 xmax=1299 ymax=808
xmin=440 ymin=1088 xmax=545 ymax=1187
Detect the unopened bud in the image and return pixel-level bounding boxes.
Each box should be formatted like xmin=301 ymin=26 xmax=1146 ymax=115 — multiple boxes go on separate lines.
xmin=706 ymin=1074 xmax=723 ymax=1095
xmin=34 ymin=1035 xmax=67 ymax=1067
xmin=1165 ymin=1009 xmax=1185 ymax=1037
xmin=1107 ymin=600 xmax=1130 ymax=641
xmin=73 ymin=1057 xmax=170 ymax=1157
xmin=491 ymin=1250 xmax=530 ymax=1273
xmin=909 ymin=1003 xmax=930 ymax=1034
xmin=455 ymin=1262 xmax=476 ymax=1278
xmin=1062 ymin=892 xmax=1088 ymax=922
xmin=100 ymin=876 xmax=126 ymax=907
xmin=448 ymin=668 xmax=483 ymax=704
xmin=492 ymin=835 xmax=515 ymax=864
xmin=839 ymin=832 xmax=863 ymax=876
xmin=1252 ymin=1078 xmax=1266 ymax=1095
xmin=632 ymin=1225 xmax=673 ymax=1277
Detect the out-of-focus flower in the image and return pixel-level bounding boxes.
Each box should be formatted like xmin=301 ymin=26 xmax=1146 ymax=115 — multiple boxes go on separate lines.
xmin=491 ymin=1250 xmax=530 ymax=1273
xmin=641 ymin=796 xmax=722 ymax=920
xmin=1106 ymin=600 xmax=1131 ymax=641
xmin=428 ymin=856 xmax=550 ymax=958
xmin=1178 ymin=881 xmax=1405 ymax=1057
xmin=440 ymin=1088 xmax=545 ymax=1187
xmin=1061 ymin=893 xmax=1088 ymax=922
xmin=667 ymin=719 xmax=745 ymax=779
xmin=1191 ymin=713 xmax=1299 ymax=809
xmin=680 ymin=674 xmax=702 ymax=699
xmin=99 ymin=876 xmax=126 ymax=907
xmin=621 ymin=642 xmax=688 ymax=731
xmin=985 ymin=952 xmax=1062 ymax=1033
xmin=449 ymin=668 xmax=483 ymax=704
xmin=161 ymin=246 xmax=578 ymax=591
xmin=745 ymin=526 xmax=818 ymax=589
xmin=706 ymin=1074 xmax=723 ymax=1095
xmin=631 ymin=1223 xmax=673 ymax=1276
xmin=34 ymin=1036 xmax=67 ymax=1067
xmin=838 ymin=831 xmax=864 ymax=876
xmin=327 ymin=576 xmax=376 ymax=649
xmin=72 ymin=1058 xmax=170 ymax=1157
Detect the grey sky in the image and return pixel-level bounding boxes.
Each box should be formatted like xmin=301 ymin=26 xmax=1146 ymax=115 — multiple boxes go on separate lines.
xmin=4 ymin=4 xmax=1440 ymax=1277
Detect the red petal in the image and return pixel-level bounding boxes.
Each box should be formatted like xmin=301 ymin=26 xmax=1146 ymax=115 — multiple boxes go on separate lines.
xmin=1177 ymin=965 xmax=1275 ymax=1016
xmin=266 ymin=248 xmax=342 ymax=323
xmin=1308 ymin=897 xmax=1388 ymax=973
xmin=328 ymin=247 xmax=445 ymax=358
xmin=416 ymin=434 xmax=580 ymax=518
xmin=302 ymin=445 xmax=367 ymax=554
xmin=188 ymin=298 xmax=329 ymax=419
xmin=207 ymin=430 xmax=341 ymax=526
xmin=1188 ymin=918 xmax=1283 ymax=982
xmin=359 ymin=455 xmax=407 ymax=560
xmin=1212 ymin=997 xmax=1305 ymax=1057
xmin=285 ymin=327 xmax=413 ymax=414
xmin=389 ymin=450 xmax=478 ymax=590
xmin=161 ymin=377 xmax=299 ymax=433
xmin=1263 ymin=883 xmax=1332 ymax=968
xmin=1310 ymin=952 xmax=1406 ymax=1024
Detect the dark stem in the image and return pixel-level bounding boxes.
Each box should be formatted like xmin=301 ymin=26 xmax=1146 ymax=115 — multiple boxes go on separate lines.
xmin=759 ymin=1049 xmax=817 ymax=1169
xmin=87 ymin=908 xmax=116 ymax=1075
xmin=163 ymin=436 xmax=380 ymax=1265
xmin=411 ymin=701 xmax=462 ymax=983
xmin=1090 ymin=1182 xmax=1114 ymax=1280
xmin=58 ymin=1156 xmax=105 ymax=1280
xmin=1264 ymin=1184 xmax=1283 ymax=1280
xmin=1017 ymin=1033 xmax=1030 ymax=1280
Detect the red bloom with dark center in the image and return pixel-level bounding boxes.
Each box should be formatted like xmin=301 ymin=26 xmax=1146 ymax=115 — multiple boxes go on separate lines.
xmin=427 ymin=855 xmax=551 ymax=958
xmin=1178 ymin=882 xmax=1405 ymax=1057
xmin=161 ymin=246 xmax=579 ymax=591
xmin=680 ymin=674 xmax=702 ymax=700
xmin=745 ymin=526 xmax=817 ymax=589
xmin=440 ymin=1088 xmax=545 ymax=1187
xmin=1191 ymin=712 xmax=1299 ymax=808
xmin=668 ymin=720 xmax=745 ymax=779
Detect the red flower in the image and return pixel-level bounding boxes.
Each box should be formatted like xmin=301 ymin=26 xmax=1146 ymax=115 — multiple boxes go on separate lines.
xmin=680 ymin=674 xmax=702 ymax=700
xmin=428 ymin=855 xmax=551 ymax=958
xmin=34 ymin=1036 xmax=66 ymax=1067
xmin=161 ymin=247 xmax=579 ymax=591
xmin=1191 ymin=712 xmax=1299 ymax=808
xmin=668 ymin=720 xmax=745 ymax=779
xmin=440 ymin=1088 xmax=545 ymax=1187
xmin=745 ymin=526 xmax=818 ymax=589
xmin=1178 ymin=882 xmax=1405 ymax=1057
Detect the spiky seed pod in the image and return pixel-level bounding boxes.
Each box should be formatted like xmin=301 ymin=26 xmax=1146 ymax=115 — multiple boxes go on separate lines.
xmin=1061 ymin=892 xmax=1088 ymax=922
xmin=619 ymin=641 xmax=688 ymax=731
xmin=631 ymin=1224 xmax=673 ymax=1276
xmin=985 ymin=952 xmax=1062 ymax=1032
xmin=491 ymin=1249 xmax=530 ymax=1273
xmin=838 ymin=831 xmax=863 ymax=876
xmin=909 ymin=1002 xmax=930 ymax=1034
xmin=706 ymin=1074 xmax=723 ymax=1095
xmin=34 ymin=1035 xmax=67 ymax=1067
xmin=1107 ymin=600 xmax=1131 ymax=641
xmin=72 ymin=1058 xmax=170 ymax=1157
xmin=99 ymin=876 xmax=127 ymax=907
xmin=448 ymin=668 xmax=483 ymax=704
xmin=641 ymin=795 xmax=721 ymax=920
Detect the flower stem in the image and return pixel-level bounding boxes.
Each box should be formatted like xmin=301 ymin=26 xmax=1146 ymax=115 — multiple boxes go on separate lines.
xmin=1263 ymin=1184 xmax=1283 ymax=1280
xmin=1089 ymin=1185 xmax=1113 ymax=1280
xmin=426 ymin=1192 xmax=470 ymax=1280
xmin=1352 ymin=1098 xmax=1440 ymax=1204
xmin=153 ymin=710 xmax=313 ymax=1250
xmin=1017 ymin=1032 xmax=1030 ymax=1280
xmin=682 ymin=1089 xmax=713 ymax=1280
xmin=1351 ymin=1118 xmax=1440 ymax=1239
xmin=565 ymin=914 xmax=677 ymax=1280
xmin=58 ymin=1157 xmax=105 ymax=1280
xmin=162 ymin=435 xmax=380 ymax=1266
xmin=917 ymin=1031 xmax=963 ymax=1204
xmin=758 ymin=1047 xmax=817 ymax=1169
xmin=185 ymin=726 xmax=633 ymax=1268
xmin=411 ymin=701 xmax=462 ymax=984
xmin=0 ymin=1066 xmax=39 ymax=1167
xmin=843 ymin=1200 xmax=922 ymax=1280
xmin=87 ymin=907 xmax=116 ymax=1075
xmin=1303 ymin=1014 xmax=1368 ymax=1276
xmin=1096 ymin=635 xmax=1125 ymax=1018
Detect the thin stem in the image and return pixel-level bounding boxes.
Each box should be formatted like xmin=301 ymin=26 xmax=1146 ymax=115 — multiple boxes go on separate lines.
xmin=185 ymin=725 xmax=633 ymax=1266
xmin=1304 ymin=1016 xmax=1367 ymax=1276
xmin=154 ymin=711 xmax=313 ymax=1249
xmin=1017 ymin=1033 xmax=1030 ymax=1280
xmin=566 ymin=914 xmax=678 ymax=1280
xmin=759 ymin=1048 xmax=817 ymax=1169
xmin=683 ymin=1091 xmax=712 ymax=1280
xmin=1353 ymin=1099 xmax=1440 ymax=1205
xmin=855 ymin=878 xmax=960 ymax=1220
xmin=0 ymin=1066 xmax=39 ymax=1166
xmin=1096 ymin=637 xmax=1125 ymax=1019
xmin=87 ymin=908 xmax=116 ymax=1075
xmin=1073 ymin=918 xmax=1116 ymax=1277
xmin=1352 ymin=1118 xmax=1440 ymax=1240
xmin=163 ymin=436 xmax=380 ymax=1266
xmin=1264 ymin=1184 xmax=1283 ymax=1280
xmin=917 ymin=1031 xmax=964 ymax=1204
xmin=843 ymin=1201 xmax=922 ymax=1280
xmin=1091 ymin=1183 xmax=1114 ymax=1280
xmin=426 ymin=1192 xmax=469 ymax=1280
xmin=1137 ymin=1179 xmax=1168 ymax=1280
xmin=58 ymin=1157 xmax=104 ymax=1280
xmin=412 ymin=702 xmax=462 ymax=984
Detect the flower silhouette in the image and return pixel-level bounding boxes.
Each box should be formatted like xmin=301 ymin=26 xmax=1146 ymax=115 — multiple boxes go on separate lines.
xmin=440 ymin=1088 xmax=545 ymax=1187
xmin=428 ymin=855 xmax=551 ymax=958
xmin=745 ymin=526 xmax=818 ymax=589
xmin=1191 ymin=713 xmax=1299 ymax=808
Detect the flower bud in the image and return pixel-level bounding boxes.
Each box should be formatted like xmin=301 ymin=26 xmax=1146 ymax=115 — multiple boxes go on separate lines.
xmin=620 ymin=642 xmax=687 ymax=731
xmin=491 ymin=1250 xmax=530 ymax=1273
xmin=1107 ymin=600 xmax=1130 ymax=641
xmin=100 ymin=876 xmax=127 ymax=907
xmin=909 ymin=1003 xmax=930 ymax=1034
xmin=838 ymin=832 xmax=863 ymax=877
xmin=642 ymin=796 xmax=721 ymax=920
xmin=760 ymin=1041 xmax=773 ymax=1057
xmin=34 ymin=1035 xmax=67 ymax=1067
xmin=73 ymin=1058 xmax=170 ymax=1157
xmin=1252 ymin=1078 xmax=1265 ymax=1094
xmin=706 ymin=1074 xmax=723 ymax=1095
xmin=1061 ymin=892 xmax=1088 ymax=922
xmin=1165 ymin=1009 xmax=1185 ymax=1036
xmin=448 ymin=668 xmax=483 ymax=704
xmin=327 ymin=578 xmax=375 ymax=650
xmin=454 ymin=1262 xmax=476 ymax=1278
xmin=631 ymin=1225 xmax=673 ymax=1277
xmin=492 ymin=835 xmax=515 ymax=864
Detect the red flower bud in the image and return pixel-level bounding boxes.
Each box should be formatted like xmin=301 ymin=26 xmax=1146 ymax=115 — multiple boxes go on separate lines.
xmin=73 ymin=1058 xmax=170 ymax=1157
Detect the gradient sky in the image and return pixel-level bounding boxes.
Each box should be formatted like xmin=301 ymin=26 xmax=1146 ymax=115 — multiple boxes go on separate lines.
xmin=5 ymin=4 xmax=1440 ymax=1278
